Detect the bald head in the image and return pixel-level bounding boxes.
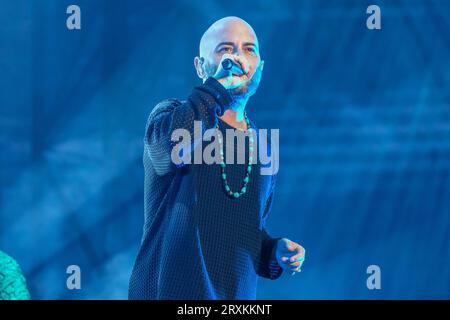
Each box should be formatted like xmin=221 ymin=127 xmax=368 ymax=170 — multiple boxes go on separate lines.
xmin=199 ymin=16 xmax=259 ymax=58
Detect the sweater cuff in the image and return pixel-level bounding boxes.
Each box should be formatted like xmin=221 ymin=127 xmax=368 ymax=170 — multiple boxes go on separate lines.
xmin=261 ymin=237 xmax=284 ymax=280
xmin=195 ymin=77 xmax=234 ymax=116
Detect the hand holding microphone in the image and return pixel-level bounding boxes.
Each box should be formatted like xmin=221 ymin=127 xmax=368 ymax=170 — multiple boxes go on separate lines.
xmin=213 ymin=54 xmax=252 ymax=90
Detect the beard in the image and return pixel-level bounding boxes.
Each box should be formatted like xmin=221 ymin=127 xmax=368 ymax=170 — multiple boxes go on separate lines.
xmin=230 ymin=64 xmax=262 ymax=98
xmin=204 ymin=61 xmax=263 ymax=99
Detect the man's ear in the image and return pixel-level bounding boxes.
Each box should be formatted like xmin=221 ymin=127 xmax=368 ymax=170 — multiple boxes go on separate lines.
xmin=194 ymin=57 xmax=205 ymax=79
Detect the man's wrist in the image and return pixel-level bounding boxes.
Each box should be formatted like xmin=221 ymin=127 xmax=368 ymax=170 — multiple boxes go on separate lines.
xmin=198 ymin=77 xmax=234 ymax=115
xmin=271 ymin=238 xmax=282 ymax=265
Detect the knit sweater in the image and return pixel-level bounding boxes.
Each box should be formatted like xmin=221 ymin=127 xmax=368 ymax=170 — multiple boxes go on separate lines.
xmin=128 ymin=77 xmax=283 ymax=300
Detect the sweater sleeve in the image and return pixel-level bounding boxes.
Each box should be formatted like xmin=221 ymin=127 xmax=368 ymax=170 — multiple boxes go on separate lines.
xmin=257 ymin=175 xmax=284 ymax=280
xmin=144 ymin=77 xmax=234 ymax=176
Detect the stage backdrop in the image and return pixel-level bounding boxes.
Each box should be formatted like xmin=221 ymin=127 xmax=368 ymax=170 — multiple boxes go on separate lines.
xmin=0 ymin=0 xmax=449 ymax=299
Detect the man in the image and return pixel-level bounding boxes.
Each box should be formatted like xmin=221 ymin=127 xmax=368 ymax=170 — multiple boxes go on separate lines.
xmin=129 ymin=16 xmax=305 ymax=300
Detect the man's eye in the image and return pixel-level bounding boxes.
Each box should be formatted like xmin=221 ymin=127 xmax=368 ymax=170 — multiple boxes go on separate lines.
xmin=246 ymin=47 xmax=256 ymax=53
xmin=220 ymin=47 xmax=233 ymax=53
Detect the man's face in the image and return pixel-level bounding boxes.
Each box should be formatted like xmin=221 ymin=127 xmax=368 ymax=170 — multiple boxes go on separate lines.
xmin=197 ymin=18 xmax=263 ymax=98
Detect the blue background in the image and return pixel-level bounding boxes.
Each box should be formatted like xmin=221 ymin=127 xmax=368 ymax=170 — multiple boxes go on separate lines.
xmin=1 ymin=0 xmax=449 ymax=299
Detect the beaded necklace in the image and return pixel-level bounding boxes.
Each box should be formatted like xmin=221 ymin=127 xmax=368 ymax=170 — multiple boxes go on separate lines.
xmin=216 ymin=112 xmax=254 ymax=199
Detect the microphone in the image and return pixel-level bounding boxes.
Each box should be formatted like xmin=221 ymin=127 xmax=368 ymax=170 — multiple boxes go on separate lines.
xmin=221 ymin=58 xmax=244 ymax=75
xmin=221 ymin=58 xmax=234 ymax=70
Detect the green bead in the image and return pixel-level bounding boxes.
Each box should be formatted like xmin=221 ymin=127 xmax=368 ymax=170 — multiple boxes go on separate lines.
xmin=219 ymin=112 xmax=253 ymax=199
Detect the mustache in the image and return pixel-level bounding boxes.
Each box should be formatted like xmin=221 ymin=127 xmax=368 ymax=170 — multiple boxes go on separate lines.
xmin=205 ymin=60 xmax=263 ymax=78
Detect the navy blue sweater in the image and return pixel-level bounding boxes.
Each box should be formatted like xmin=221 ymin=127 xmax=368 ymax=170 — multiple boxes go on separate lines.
xmin=128 ymin=77 xmax=283 ymax=300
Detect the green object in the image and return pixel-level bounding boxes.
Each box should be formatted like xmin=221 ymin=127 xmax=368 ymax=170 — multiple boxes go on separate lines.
xmin=217 ymin=111 xmax=253 ymax=199
xmin=0 ymin=251 xmax=31 ymax=300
